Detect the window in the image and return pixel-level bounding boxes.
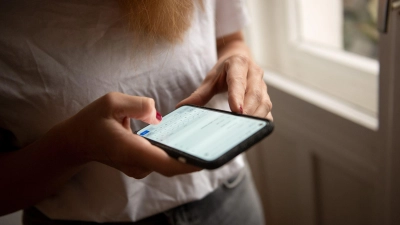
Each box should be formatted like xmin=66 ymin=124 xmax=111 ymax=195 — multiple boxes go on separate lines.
xmin=298 ymin=0 xmax=378 ymax=59
xmin=246 ymin=0 xmax=379 ymax=122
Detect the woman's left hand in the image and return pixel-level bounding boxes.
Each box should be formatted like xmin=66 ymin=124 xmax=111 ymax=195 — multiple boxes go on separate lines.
xmin=177 ymin=54 xmax=273 ymax=120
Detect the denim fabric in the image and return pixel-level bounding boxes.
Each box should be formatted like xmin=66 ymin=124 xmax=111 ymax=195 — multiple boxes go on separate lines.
xmin=164 ymin=168 xmax=265 ymax=225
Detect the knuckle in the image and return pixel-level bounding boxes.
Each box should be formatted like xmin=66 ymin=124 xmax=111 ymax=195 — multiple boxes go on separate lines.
xmin=224 ymin=55 xmax=249 ymax=71
xmin=102 ymin=92 xmax=120 ymax=107
xmin=223 ymin=60 xmax=231 ymax=71
xmin=254 ymin=66 xmax=264 ymax=76
xmin=140 ymin=97 xmax=155 ymax=114
xmin=230 ymin=55 xmax=249 ymax=65
xmin=227 ymin=75 xmax=246 ymax=87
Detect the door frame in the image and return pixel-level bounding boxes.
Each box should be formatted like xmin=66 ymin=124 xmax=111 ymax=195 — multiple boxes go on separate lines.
xmin=377 ymin=1 xmax=400 ymax=224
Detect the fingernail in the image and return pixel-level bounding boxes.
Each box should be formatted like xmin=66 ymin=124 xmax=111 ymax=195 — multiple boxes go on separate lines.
xmin=156 ymin=111 xmax=162 ymax=121
xmin=239 ymin=105 xmax=243 ymax=114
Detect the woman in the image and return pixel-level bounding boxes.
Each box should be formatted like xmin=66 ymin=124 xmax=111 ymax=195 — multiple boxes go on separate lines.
xmin=0 ymin=0 xmax=272 ymax=224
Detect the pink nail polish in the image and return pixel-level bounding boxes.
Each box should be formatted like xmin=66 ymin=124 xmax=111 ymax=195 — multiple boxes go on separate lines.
xmin=239 ymin=105 xmax=243 ymax=114
xmin=156 ymin=111 xmax=163 ymax=121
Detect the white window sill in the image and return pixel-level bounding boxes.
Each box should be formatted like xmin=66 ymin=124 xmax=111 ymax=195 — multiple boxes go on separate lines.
xmin=263 ymin=69 xmax=378 ymax=131
xmin=295 ymin=42 xmax=379 ymax=75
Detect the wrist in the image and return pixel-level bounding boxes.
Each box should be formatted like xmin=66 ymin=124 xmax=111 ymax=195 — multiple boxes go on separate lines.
xmin=45 ymin=120 xmax=90 ymax=166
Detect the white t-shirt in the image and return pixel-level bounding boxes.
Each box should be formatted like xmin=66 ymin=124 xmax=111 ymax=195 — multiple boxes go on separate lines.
xmin=0 ymin=0 xmax=250 ymax=222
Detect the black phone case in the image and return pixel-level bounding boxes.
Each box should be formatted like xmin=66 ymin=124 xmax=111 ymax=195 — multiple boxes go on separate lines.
xmin=138 ymin=105 xmax=274 ymax=169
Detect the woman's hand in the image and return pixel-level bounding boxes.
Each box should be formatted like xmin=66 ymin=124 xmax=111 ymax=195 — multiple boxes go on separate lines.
xmin=0 ymin=92 xmax=200 ymax=215
xmin=62 ymin=92 xmax=200 ymax=179
xmin=178 ymin=55 xmax=273 ymax=120
xmin=177 ymin=31 xmax=272 ymax=120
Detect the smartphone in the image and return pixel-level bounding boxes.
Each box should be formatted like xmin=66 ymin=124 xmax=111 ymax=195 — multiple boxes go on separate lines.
xmin=136 ymin=105 xmax=274 ymax=169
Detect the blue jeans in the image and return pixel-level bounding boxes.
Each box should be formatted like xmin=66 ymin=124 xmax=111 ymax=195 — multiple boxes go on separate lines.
xmin=23 ymin=168 xmax=265 ymax=225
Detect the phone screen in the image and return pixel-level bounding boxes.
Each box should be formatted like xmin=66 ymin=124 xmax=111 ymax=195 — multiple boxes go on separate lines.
xmin=136 ymin=105 xmax=268 ymax=161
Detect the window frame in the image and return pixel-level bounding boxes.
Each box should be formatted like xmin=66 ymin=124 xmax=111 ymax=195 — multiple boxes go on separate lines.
xmin=245 ymin=0 xmax=379 ymax=128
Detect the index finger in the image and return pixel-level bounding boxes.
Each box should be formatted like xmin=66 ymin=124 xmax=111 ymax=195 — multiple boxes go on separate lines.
xmin=225 ymin=56 xmax=249 ymax=113
xmin=96 ymin=92 xmax=161 ymax=125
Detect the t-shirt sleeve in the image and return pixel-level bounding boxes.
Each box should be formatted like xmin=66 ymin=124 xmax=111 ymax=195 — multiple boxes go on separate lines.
xmin=215 ymin=0 xmax=251 ymax=38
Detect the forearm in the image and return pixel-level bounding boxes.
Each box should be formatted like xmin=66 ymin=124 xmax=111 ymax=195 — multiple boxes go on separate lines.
xmin=0 ymin=122 xmax=85 ymax=216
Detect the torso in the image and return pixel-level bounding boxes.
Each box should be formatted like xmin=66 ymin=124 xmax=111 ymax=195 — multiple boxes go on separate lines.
xmin=0 ymin=0 xmax=245 ymax=222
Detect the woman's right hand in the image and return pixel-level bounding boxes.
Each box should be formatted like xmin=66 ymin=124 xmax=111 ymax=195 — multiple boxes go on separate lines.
xmin=59 ymin=92 xmax=200 ymax=179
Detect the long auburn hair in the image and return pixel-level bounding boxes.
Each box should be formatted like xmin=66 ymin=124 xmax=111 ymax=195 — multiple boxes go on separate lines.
xmin=118 ymin=0 xmax=197 ymax=44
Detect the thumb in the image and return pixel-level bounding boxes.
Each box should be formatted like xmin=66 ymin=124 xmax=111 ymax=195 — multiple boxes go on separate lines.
xmin=176 ymin=84 xmax=215 ymax=108
xmin=106 ymin=93 xmax=162 ymax=125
